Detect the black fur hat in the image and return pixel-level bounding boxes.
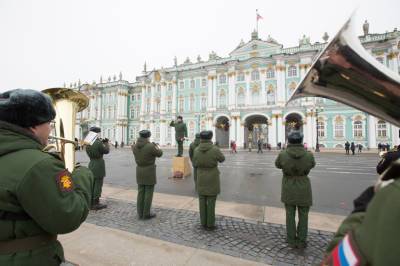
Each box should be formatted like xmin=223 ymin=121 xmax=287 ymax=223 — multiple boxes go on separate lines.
xmin=90 ymin=126 xmax=101 ymax=133
xmin=0 ymin=89 xmax=56 ymax=127
xmin=287 ymin=130 xmax=303 ymax=144
xmin=177 ymin=115 xmax=183 ymax=120
xmin=200 ymin=130 xmax=213 ymax=140
xmin=139 ymin=130 xmax=151 ymax=138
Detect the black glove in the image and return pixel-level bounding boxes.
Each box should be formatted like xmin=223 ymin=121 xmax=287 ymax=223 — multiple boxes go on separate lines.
xmin=352 ymin=186 xmax=374 ymax=214
xmin=381 ymin=159 xmax=400 ymax=181
xmin=102 ymin=138 xmax=109 ymax=143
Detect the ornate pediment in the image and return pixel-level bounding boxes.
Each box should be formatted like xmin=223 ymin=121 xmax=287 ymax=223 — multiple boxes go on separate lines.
xmin=229 ymin=38 xmax=283 ymax=60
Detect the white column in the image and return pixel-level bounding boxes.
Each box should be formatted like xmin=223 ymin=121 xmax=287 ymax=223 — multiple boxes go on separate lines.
xmin=276 ymin=61 xmax=286 ymax=105
xmin=260 ymin=70 xmax=266 ymax=104
xmin=228 ymin=73 xmax=235 ymax=109
xmin=212 ymin=78 xmax=217 ymax=109
xmin=160 ymin=83 xmax=166 ymax=114
xmin=277 ymin=115 xmax=284 ymax=144
xmin=150 ymin=122 xmax=155 ymax=142
xmin=368 ymin=115 xmax=377 ymax=148
xmin=269 ymin=117 xmax=276 ymax=147
xmin=207 ymin=77 xmax=213 ymax=109
xmin=388 ymin=52 xmax=399 ymax=72
xmin=245 ymin=72 xmax=251 ymax=106
xmin=97 ymin=92 xmax=102 ymax=121
xmin=90 ymin=94 xmax=96 ymax=120
xmin=229 ymin=117 xmax=235 ymax=142
xmin=150 ymin=85 xmax=155 ymax=113
xmin=238 ymin=121 xmax=244 ymax=148
xmin=160 ymin=121 xmax=166 ymax=146
xmin=172 ymin=81 xmax=177 ymax=115
xmin=305 ymin=112 xmax=313 ymax=147
xmin=392 ymin=125 xmax=400 ymax=146
xmin=140 ymin=87 xmax=146 ymax=115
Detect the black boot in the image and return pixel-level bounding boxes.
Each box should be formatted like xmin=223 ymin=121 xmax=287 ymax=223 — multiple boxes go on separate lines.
xmin=143 ymin=213 xmax=156 ymax=220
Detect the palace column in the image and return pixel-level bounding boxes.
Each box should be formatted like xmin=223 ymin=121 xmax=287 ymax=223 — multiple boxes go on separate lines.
xmin=392 ymin=125 xmax=400 ymax=146
xmin=368 ymin=115 xmax=377 ymax=148
xmin=388 ymin=51 xmax=399 ymax=73
xmin=159 ymin=82 xmax=167 ymax=145
xmin=228 ymin=71 xmax=236 ymax=110
xmin=277 ymin=113 xmax=284 ymax=144
xmin=269 ymin=115 xmax=277 ymax=147
xmin=237 ymin=118 xmax=244 ymax=148
xmin=260 ymin=69 xmax=266 ymax=105
xmin=245 ymin=71 xmax=251 ymax=106
xmin=96 ymin=91 xmax=102 ymax=123
xmin=172 ymin=80 xmax=177 ymax=115
xmin=276 ymin=60 xmax=286 ymax=106
xmin=140 ymin=86 xmax=146 ymax=115
xmin=207 ymin=76 xmax=213 ymax=109
xmin=305 ymin=110 xmax=313 ymax=147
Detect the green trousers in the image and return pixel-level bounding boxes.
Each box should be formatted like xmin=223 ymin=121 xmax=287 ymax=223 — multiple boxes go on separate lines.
xmin=177 ymin=140 xmax=183 ymax=156
xmin=285 ymin=204 xmax=310 ymax=245
xmin=199 ymin=195 xmax=217 ymax=228
xmin=137 ymin=185 xmax=154 ymax=218
xmin=92 ymin=178 xmax=104 ymax=202
xmin=193 ymin=167 xmax=197 ymax=191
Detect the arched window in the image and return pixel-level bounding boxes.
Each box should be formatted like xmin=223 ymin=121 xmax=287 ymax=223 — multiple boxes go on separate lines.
xmin=353 ymin=120 xmax=363 ymax=137
xmin=288 ymin=65 xmax=297 ymax=77
xmin=157 ymin=84 xmax=161 ymax=93
xmin=266 ymin=68 xmax=275 ymax=79
xmin=200 ymin=121 xmax=207 ymax=131
xmin=267 ymin=85 xmax=275 ymax=105
xmin=218 ymin=90 xmax=227 ymax=108
xmin=155 ymin=125 xmax=160 ymax=140
xmin=201 ymin=78 xmax=207 ymax=87
xmin=189 ymin=121 xmax=195 ymax=139
xmin=252 ymin=87 xmax=260 ymax=105
xmin=189 ymin=95 xmax=195 ymax=111
xmin=237 ymin=72 xmax=245 ymax=82
xmin=377 ymin=120 xmax=387 ymax=138
xmin=334 ymin=116 xmax=344 ymax=138
xmin=190 ymin=80 xmax=195 ymax=88
xmin=167 ymin=100 xmax=172 ymax=112
xmin=155 ymin=100 xmax=160 ymax=113
xmin=237 ymin=88 xmax=245 ymax=106
xmin=317 ymin=118 xmax=325 ymax=138
xmin=201 ymin=94 xmax=207 ymax=110
xmin=168 ymin=83 xmax=172 ymax=91
xmin=219 ymin=74 xmax=227 ymax=84
xmin=179 ymin=97 xmax=184 ymax=112
xmin=251 ymin=70 xmax=260 ymax=81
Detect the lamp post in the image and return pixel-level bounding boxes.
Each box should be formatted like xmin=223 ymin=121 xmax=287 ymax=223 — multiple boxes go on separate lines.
xmin=313 ymin=106 xmax=324 ymax=152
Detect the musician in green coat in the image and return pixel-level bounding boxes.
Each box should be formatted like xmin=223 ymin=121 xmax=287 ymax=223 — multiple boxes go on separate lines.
xmin=85 ymin=126 xmax=110 ymax=210
xmin=275 ymin=130 xmax=315 ymax=248
xmin=0 ymin=89 xmax=93 ymax=265
xmin=189 ymin=133 xmax=201 ymax=190
xmin=132 ymin=130 xmax=163 ymax=219
xmin=193 ymin=130 xmax=225 ymax=230
xmin=170 ymin=115 xmax=187 ymax=157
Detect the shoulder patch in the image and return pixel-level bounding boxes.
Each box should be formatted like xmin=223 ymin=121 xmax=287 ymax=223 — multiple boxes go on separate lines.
xmin=56 ymin=170 xmax=74 ymax=192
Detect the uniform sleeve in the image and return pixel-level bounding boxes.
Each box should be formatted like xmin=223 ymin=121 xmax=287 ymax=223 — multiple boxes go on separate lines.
xmin=189 ymin=144 xmax=194 ymax=161
xmin=16 ymin=158 xmax=94 ymax=235
xmin=169 ymin=121 xmax=175 ymax=127
xmin=100 ymin=142 xmax=110 ymax=155
xmin=216 ymin=148 xmax=225 ymax=163
xmin=275 ymin=153 xmax=283 ymax=169
xmin=184 ymin=124 xmax=188 ymax=137
xmin=310 ymin=153 xmax=316 ymax=168
xmin=152 ymin=144 xmax=163 ymax=157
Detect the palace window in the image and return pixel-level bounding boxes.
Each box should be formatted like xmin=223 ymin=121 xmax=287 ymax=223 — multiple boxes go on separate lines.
xmin=189 ymin=122 xmax=195 ymax=139
xmin=147 ymin=87 xmax=151 ymax=94
xmin=189 ymin=96 xmax=195 ymax=111
xmin=334 ymin=117 xmax=344 ymax=138
xmin=201 ymin=78 xmax=207 ymax=87
xmin=156 ymin=101 xmax=160 ymax=113
xmin=237 ymin=72 xmax=245 ymax=82
xmin=146 ymin=100 xmax=150 ymax=113
xmin=167 ymin=127 xmax=171 ymax=140
xmin=130 ymin=108 xmax=134 ymax=118
xmin=179 ymin=81 xmax=184 ymax=89
xmin=218 ymin=90 xmax=227 ymax=108
xmin=266 ymin=68 xmax=275 ymax=79
xmin=179 ymin=98 xmax=184 ymax=112
xmin=353 ymin=120 xmax=363 ymax=137
xmin=155 ymin=125 xmax=160 ymax=140
xmin=237 ymin=89 xmax=245 ymax=106
xmin=288 ymin=65 xmax=297 ymax=77
xmin=317 ymin=120 xmax=325 ymax=138
xmin=168 ymin=83 xmax=172 ymax=91
xmin=251 ymin=70 xmax=260 ymax=81
xmin=167 ymin=100 xmax=172 ymax=112
xmin=267 ymin=86 xmax=275 ymax=105
xmin=200 ymin=121 xmax=206 ymax=131
xmin=137 ymin=93 xmax=141 ymax=100
xmin=190 ymin=79 xmax=195 ymax=89
xmin=201 ymin=96 xmax=207 ymax=110
xmin=252 ymin=89 xmax=260 ymax=105
xmin=157 ymin=84 xmax=161 ymax=93
xmin=377 ymin=120 xmax=387 ymax=137
xmin=219 ymin=74 xmax=227 ymax=84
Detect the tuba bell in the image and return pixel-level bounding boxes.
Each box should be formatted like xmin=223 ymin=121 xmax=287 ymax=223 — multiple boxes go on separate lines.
xmin=42 ymin=88 xmax=89 ymax=172
xmin=287 ymin=15 xmax=400 ymax=127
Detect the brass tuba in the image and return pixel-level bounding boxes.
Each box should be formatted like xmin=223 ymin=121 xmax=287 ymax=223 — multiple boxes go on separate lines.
xmin=42 ymin=88 xmax=89 ymax=172
xmin=288 ymin=15 xmax=400 ymax=127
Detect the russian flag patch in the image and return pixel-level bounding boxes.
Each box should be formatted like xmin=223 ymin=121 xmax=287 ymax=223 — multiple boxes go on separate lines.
xmin=323 ymin=233 xmax=362 ymax=266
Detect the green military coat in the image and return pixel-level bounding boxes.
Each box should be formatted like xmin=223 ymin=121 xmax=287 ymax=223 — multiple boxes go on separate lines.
xmin=352 ymin=178 xmax=400 ymax=265
xmin=192 ymin=140 xmax=225 ymax=195
xmin=0 ymin=121 xmax=93 ymax=265
xmin=86 ymin=138 xmax=110 ymax=179
xmin=170 ymin=121 xmax=188 ymax=140
xmin=189 ymin=138 xmax=200 ymax=162
xmin=132 ymin=137 xmax=163 ymax=185
xmin=275 ymin=144 xmax=316 ymax=206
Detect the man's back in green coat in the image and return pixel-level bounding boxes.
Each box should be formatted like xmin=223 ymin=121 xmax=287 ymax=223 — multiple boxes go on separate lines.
xmin=0 ymin=121 xmax=93 ymax=265
xmin=86 ymin=138 xmax=110 ymax=179
xmin=170 ymin=120 xmax=188 ymax=140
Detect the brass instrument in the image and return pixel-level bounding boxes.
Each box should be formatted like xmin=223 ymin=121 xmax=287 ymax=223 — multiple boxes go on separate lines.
xmin=42 ymin=88 xmax=89 ymax=172
xmin=288 ymin=15 xmax=400 ymax=127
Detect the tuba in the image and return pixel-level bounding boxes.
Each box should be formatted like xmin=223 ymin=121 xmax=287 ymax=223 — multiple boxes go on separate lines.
xmin=42 ymin=88 xmax=89 ymax=172
xmin=288 ymin=15 xmax=400 ymax=127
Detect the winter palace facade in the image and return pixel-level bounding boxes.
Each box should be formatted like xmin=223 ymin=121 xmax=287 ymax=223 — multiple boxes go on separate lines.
xmin=75 ymin=21 xmax=400 ymax=149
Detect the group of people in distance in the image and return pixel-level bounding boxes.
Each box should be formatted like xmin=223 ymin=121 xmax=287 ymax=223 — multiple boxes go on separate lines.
xmin=0 ymin=89 xmax=399 ymax=265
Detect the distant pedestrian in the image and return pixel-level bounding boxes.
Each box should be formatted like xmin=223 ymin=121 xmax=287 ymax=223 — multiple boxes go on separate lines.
xmin=230 ymin=140 xmax=237 ymax=153
xmin=275 ymin=130 xmax=315 ymax=248
xmin=115 ymin=141 xmax=118 ymax=149
xmin=386 ymin=143 xmax=390 ymax=151
xmin=277 ymin=142 xmax=282 ymax=150
xmin=248 ymin=134 xmax=253 ymax=152
xmin=358 ymin=144 xmax=363 ymax=153
xmin=257 ymin=138 xmax=263 ymax=154
xmin=378 ymin=142 xmax=382 ymax=152
xmin=345 ymin=141 xmax=350 ymax=155
xmin=304 ymin=142 xmax=308 ymax=150
xmin=351 ymin=142 xmax=356 ymax=155
xmin=121 ymin=141 xmax=124 ymax=148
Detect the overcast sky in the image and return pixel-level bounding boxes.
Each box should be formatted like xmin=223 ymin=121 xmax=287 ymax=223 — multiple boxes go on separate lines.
xmin=0 ymin=0 xmax=398 ymax=92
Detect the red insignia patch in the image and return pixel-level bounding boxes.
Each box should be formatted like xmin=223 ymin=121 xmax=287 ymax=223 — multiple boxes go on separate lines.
xmin=56 ymin=170 xmax=74 ymax=192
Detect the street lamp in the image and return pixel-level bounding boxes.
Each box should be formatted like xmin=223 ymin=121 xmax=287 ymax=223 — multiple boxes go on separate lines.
xmin=312 ymin=106 xmax=324 ymax=152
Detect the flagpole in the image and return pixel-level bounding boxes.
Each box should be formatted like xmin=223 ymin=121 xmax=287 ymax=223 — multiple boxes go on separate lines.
xmin=256 ymin=9 xmax=258 ymax=33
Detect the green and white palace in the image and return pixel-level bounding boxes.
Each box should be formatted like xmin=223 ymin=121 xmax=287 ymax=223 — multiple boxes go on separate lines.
xmin=75 ymin=21 xmax=400 ymax=149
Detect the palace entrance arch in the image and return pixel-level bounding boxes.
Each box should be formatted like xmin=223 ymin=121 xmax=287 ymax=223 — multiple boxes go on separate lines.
xmin=244 ymin=114 xmax=269 ymax=148
xmin=214 ymin=116 xmax=230 ymax=147
xmin=284 ymin=113 xmax=304 ymax=142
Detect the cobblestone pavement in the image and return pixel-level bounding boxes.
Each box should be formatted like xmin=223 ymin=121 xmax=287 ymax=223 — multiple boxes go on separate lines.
xmin=86 ymin=199 xmax=333 ymax=265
